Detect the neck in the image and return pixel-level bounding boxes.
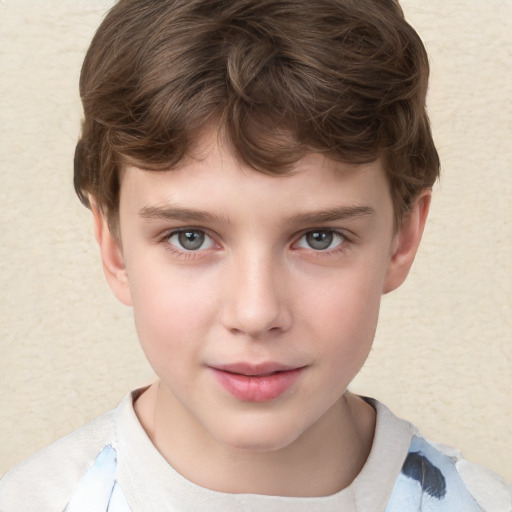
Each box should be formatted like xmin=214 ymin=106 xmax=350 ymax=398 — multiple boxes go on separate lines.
xmin=135 ymin=382 xmax=375 ymax=497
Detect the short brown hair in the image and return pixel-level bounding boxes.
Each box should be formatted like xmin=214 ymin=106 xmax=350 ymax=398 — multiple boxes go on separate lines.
xmin=75 ymin=0 xmax=440 ymax=228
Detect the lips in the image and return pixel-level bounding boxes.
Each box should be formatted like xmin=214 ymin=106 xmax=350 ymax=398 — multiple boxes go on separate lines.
xmin=209 ymin=362 xmax=305 ymax=402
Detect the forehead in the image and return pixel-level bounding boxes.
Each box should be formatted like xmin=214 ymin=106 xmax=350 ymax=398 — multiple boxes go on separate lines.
xmin=118 ymin=137 xmax=393 ymax=228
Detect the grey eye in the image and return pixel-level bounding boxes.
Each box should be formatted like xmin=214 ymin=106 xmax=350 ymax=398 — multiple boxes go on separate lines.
xmin=297 ymin=230 xmax=344 ymax=251
xmin=179 ymin=231 xmax=204 ymax=250
xmin=168 ymin=230 xmax=211 ymax=251
xmin=306 ymin=231 xmax=333 ymax=250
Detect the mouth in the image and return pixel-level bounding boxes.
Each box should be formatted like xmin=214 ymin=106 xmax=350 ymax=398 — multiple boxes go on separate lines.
xmin=213 ymin=362 xmax=300 ymax=377
xmin=208 ymin=362 xmax=306 ymax=402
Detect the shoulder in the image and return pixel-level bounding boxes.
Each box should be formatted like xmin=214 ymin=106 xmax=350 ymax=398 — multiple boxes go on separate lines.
xmin=366 ymin=399 xmax=511 ymax=512
xmin=385 ymin=426 xmax=512 ymax=511
xmin=0 ymin=408 xmax=116 ymax=512
xmin=419 ymin=436 xmax=512 ymax=512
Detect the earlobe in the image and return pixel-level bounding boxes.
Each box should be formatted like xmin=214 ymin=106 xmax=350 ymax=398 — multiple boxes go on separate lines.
xmin=91 ymin=201 xmax=132 ymax=306
xmin=383 ymin=190 xmax=431 ymax=294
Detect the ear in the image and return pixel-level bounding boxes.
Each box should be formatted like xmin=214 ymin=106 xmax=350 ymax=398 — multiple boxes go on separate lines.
xmin=91 ymin=201 xmax=132 ymax=306
xmin=382 ymin=189 xmax=431 ymax=294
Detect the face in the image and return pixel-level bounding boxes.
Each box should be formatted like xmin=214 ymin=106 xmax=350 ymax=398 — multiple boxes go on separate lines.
xmin=98 ymin=135 xmax=427 ymax=454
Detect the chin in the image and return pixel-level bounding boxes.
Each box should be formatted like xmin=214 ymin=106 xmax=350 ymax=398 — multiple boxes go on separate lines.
xmin=211 ymin=417 xmax=305 ymax=453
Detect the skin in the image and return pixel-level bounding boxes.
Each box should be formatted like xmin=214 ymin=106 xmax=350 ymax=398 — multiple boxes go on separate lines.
xmin=93 ymin=132 xmax=430 ymax=497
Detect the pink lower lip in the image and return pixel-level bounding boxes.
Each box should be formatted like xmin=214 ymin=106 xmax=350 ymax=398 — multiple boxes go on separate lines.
xmin=210 ymin=367 xmax=304 ymax=402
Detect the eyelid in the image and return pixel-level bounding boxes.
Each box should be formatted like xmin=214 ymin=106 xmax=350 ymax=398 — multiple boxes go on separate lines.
xmin=294 ymin=227 xmax=351 ymax=241
xmin=291 ymin=228 xmax=352 ymax=254
xmin=161 ymin=227 xmax=221 ymax=254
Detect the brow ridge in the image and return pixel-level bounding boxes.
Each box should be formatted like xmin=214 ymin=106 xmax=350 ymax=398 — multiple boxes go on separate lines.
xmin=139 ymin=204 xmax=235 ymax=225
xmin=289 ymin=205 xmax=375 ymax=224
xmin=139 ymin=204 xmax=374 ymax=225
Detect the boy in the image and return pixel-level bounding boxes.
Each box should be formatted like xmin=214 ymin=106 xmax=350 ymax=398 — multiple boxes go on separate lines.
xmin=1 ymin=0 xmax=510 ymax=510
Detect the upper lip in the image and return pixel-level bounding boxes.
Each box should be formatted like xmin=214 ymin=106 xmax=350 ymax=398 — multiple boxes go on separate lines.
xmin=210 ymin=362 xmax=302 ymax=376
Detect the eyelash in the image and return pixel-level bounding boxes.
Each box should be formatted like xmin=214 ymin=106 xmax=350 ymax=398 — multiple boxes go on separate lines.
xmin=159 ymin=228 xmax=351 ymax=259
xmin=293 ymin=229 xmax=348 ymax=255
xmin=160 ymin=228 xmax=217 ymax=259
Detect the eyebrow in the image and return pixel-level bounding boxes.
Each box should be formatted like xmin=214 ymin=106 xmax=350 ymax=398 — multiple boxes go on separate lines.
xmin=139 ymin=205 xmax=229 ymax=224
xmin=289 ymin=205 xmax=375 ymax=224
xmin=139 ymin=204 xmax=375 ymax=225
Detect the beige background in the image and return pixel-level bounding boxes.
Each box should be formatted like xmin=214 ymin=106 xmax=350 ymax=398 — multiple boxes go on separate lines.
xmin=1 ymin=0 xmax=511 ymax=482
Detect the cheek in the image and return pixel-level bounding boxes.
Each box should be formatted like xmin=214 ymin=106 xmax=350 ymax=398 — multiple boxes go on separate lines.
xmin=126 ymin=263 xmax=219 ymax=363
xmin=299 ymin=267 xmax=383 ymax=370
xmin=302 ymin=266 xmax=383 ymax=330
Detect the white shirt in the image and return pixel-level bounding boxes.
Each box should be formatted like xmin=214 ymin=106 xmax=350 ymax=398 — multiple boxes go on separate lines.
xmin=1 ymin=389 xmax=510 ymax=512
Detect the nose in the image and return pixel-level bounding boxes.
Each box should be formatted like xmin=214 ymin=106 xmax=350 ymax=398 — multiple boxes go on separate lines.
xmin=220 ymin=250 xmax=292 ymax=338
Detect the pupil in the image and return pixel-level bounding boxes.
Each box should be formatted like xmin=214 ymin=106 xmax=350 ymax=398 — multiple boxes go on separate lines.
xmin=179 ymin=231 xmax=204 ymax=250
xmin=307 ymin=231 xmax=333 ymax=250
